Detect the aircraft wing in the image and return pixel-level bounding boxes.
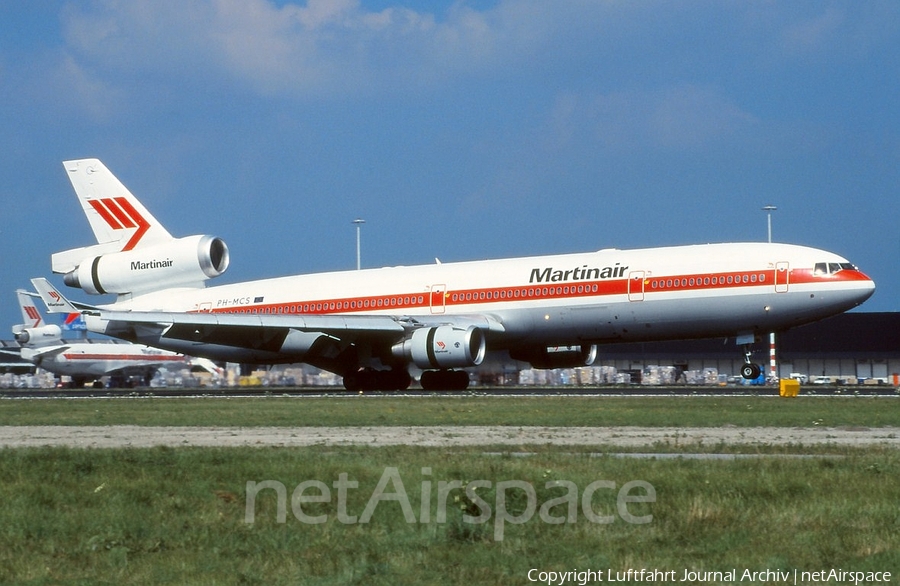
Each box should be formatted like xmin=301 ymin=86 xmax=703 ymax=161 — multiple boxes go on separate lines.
xmin=20 ymin=344 xmax=70 ymax=363
xmin=89 ymin=310 xmax=502 ymax=346
xmin=32 ymin=277 xmax=505 ymax=374
xmin=80 ymin=308 xmax=504 ymax=372
xmin=93 ymin=310 xmax=405 ymax=347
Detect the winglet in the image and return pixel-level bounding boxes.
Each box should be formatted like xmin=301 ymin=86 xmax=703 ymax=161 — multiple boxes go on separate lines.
xmin=31 ymin=278 xmax=82 ymax=314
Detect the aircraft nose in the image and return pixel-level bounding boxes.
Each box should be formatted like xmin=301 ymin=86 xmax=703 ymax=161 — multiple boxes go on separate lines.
xmin=848 ymin=271 xmax=876 ymax=307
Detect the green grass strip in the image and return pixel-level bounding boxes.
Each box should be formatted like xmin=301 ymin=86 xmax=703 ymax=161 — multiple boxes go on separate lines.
xmin=1 ymin=395 xmax=898 ymax=427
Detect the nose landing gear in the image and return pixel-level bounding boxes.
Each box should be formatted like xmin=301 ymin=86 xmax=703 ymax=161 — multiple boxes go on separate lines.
xmin=740 ymin=344 xmax=762 ymax=380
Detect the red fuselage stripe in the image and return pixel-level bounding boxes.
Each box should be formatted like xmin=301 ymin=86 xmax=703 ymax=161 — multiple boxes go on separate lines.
xmin=204 ymin=268 xmax=869 ymax=317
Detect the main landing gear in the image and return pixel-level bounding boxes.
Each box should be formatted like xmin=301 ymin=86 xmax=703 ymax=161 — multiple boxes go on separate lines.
xmin=342 ymin=369 xmax=470 ymax=391
xmin=420 ymin=370 xmax=470 ymax=391
xmin=342 ymin=368 xmax=412 ymax=392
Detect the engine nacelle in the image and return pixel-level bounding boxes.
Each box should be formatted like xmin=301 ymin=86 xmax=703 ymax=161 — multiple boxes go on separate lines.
xmin=511 ymin=344 xmax=598 ymax=369
xmin=14 ymin=324 xmax=62 ymax=345
xmin=63 ymin=235 xmax=229 ymax=295
xmin=392 ymin=325 xmax=486 ymax=369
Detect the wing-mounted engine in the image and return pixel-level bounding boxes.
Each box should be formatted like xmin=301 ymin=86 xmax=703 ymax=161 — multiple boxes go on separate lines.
xmin=13 ymin=324 xmax=62 ymax=346
xmin=392 ymin=325 xmax=486 ymax=369
xmin=511 ymin=344 xmax=598 ymax=369
xmin=61 ymin=235 xmax=229 ymax=296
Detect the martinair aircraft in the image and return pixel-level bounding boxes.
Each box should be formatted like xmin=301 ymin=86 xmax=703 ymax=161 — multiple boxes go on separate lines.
xmin=13 ymin=289 xmax=187 ymax=387
xmin=34 ymin=158 xmax=875 ymax=390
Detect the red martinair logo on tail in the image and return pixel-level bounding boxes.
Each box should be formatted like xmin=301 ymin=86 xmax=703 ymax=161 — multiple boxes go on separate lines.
xmin=24 ymin=305 xmax=42 ymax=327
xmin=88 ymin=197 xmax=151 ymax=251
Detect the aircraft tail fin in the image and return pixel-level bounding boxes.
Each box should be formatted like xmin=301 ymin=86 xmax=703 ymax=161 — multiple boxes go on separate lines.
xmin=16 ymin=290 xmax=43 ymax=328
xmin=13 ymin=288 xmax=64 ymax=347
xmin=31 ymin=278 xmax=94 ymax=314
xmin=52 ymin=159 xmax=173 ymax=274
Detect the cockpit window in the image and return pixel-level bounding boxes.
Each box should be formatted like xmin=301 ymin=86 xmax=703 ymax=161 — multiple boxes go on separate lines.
xmin=814 ymin=262 xmax=858 ymax=275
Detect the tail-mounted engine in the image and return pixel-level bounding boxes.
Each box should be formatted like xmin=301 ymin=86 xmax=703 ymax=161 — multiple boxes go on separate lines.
xmin=392 ymin=325 xmax=486 ymax=369
xmin=62 ymin=235 xmax=229 ymax=296
xmin=511 ymin=344 xmax=598 ymax=369
xmin=13 ymin=324 xmax=62 ymax=346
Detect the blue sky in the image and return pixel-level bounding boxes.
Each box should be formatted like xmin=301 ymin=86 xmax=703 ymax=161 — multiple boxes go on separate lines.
xmin=2 ymin=1 xmax=898 ymax=333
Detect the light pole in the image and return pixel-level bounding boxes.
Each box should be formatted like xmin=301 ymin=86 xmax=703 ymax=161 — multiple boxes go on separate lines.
xmin=352 ymin=218 xmax=365 ymax=270
xmin=762 ymin=205 xmax=777 ymax=382
xmin=762 ymin=205 xmax=777 ymax=244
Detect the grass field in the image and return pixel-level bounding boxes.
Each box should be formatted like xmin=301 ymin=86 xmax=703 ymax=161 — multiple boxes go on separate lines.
xmin=0 ymin=445 xmax=898 ymax=585
xmin=1 ymin=395 xmax=897 ymax=584
xmin=0 ymin=394 xmax=898 ymax=428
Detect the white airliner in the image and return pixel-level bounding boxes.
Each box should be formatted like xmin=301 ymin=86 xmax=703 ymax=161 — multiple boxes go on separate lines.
xmin=34 ymin=158 xmax=875 ymax=390
xmin=13 ymin=289 xmax=188 ymax=387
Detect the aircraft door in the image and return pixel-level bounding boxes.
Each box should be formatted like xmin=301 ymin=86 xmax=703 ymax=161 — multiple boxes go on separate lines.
xmin=775 ymin=262 xmax=789 ymax=293
xmin=430 ymin=284 xmax=446 ymax=314
xmin=628 ymin=271 xmax=645 ymax=302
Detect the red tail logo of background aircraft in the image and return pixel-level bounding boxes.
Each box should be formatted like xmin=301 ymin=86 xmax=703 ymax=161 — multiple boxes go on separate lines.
xmin=24 ymin=305 xmax=42 ymax=328
xmin=88 ymin=197 xmax=151 ymax=251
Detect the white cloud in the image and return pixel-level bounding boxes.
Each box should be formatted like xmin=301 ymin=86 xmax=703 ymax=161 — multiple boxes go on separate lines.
xmin=59 ymin=0 xmax=541 ymax=97
xmin=779 ymin=7 xmax=845 ymax=58
xmin=56 ymin=54 xmax=126 ymax=122
xmin=547 ymin=86 xmax=760 ymax=153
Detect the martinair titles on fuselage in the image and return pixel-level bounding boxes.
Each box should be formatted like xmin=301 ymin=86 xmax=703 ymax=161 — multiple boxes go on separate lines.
xmin=529 ymin=262 xmax=627 ymax=284
xmin=210 ymin=261 xmax=634 ymax=310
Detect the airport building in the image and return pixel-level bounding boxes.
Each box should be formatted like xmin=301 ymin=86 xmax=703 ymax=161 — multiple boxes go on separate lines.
xmin=578 ymin=312 xmax=900 ymax=385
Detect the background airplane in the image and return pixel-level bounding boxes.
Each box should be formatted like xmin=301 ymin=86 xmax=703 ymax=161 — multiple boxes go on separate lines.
xmin=13 ymin=289 xmax=192 ymax=388
xmin=37 ymin=159 xmax=875 ymax=391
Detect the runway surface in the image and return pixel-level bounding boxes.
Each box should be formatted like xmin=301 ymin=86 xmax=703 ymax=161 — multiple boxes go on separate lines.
xmin=1 ymin=425 xmax=897 ymax=449
xmin=2 ymin=385 xmax=898 ymax=399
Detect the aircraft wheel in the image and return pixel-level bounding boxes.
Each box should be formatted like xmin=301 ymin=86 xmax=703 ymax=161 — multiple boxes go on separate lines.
xmin=420 ymin=370 xmax=436 ymax=390
xmin=420 ymin=370 xmax=469 ymax=391
xmin=344 ymin=369 xmax=411 ymax=391
xmin=451 ymin=370 xmax=470 ymax=390
xmin=388 ymin=370 xmax=412 ymax=391
xmin=342 ymin=373 xmax=362 ymax=392
xmin=740 ymin=363 xmax=761 ymax=380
